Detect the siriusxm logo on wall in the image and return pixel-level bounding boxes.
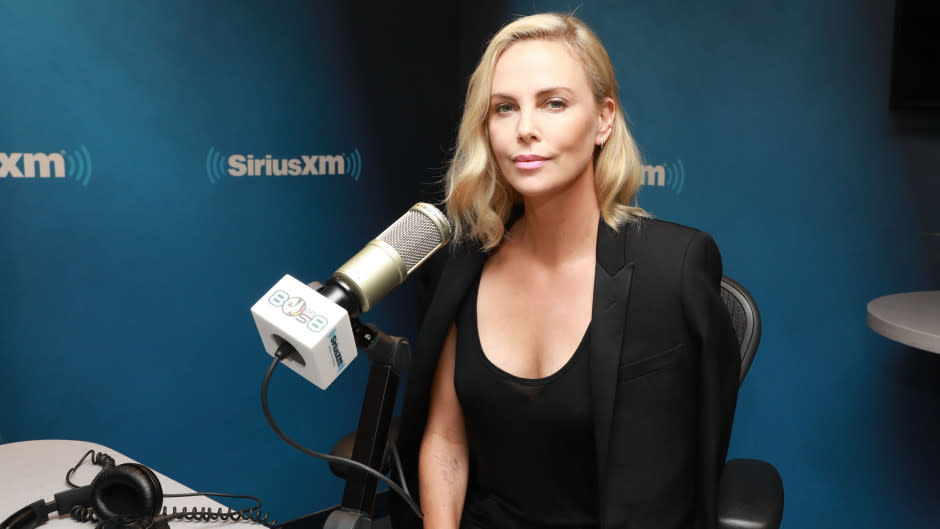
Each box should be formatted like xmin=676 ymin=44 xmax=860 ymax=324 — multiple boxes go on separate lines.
xmin=205 ymin=147 xmax=362 ymax=184
xmin=0 ymin=146 xmax=93 ymax=187
xmin=640 ymin=159 xmax=685 ymax=195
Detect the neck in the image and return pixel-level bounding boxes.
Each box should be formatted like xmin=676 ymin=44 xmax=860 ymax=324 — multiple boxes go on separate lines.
xmin=511 ymin=172 xmax=600 ymax=265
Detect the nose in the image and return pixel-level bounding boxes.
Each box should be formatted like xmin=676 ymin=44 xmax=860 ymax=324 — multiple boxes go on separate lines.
xmin=516 ymin=107 xmax=540 ymax=143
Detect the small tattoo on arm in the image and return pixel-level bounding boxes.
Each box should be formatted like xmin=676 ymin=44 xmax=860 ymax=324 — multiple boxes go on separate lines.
xmin=436 ymin=452 xmax=460 ymax=485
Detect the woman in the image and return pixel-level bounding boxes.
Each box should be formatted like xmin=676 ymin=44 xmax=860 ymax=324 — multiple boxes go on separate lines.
xmin=392 ymin=13 xmax=740 ymax=529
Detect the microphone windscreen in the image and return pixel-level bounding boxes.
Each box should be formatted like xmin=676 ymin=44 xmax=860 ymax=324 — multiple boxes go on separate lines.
xmin=375 ymin=202 xmax=451 ymax=276
xmin=334 ymin=203 xmax=451 ymax=312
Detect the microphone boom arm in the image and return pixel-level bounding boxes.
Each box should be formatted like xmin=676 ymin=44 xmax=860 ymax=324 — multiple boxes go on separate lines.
xmin=325 ymin=319 xmax=412 ymax=529
xmin=352 ymin=320 xmax=411 ymax=374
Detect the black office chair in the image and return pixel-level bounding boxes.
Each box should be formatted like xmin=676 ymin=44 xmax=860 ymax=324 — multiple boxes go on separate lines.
xmin=330 ymin=277 xmax=784 ymax=528
xmin=717 ymin=276 xmax=783 ymax=529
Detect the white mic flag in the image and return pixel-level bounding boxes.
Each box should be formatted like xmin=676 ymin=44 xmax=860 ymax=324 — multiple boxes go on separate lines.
xmin=251 ymin=275 xmax=357 ymax=389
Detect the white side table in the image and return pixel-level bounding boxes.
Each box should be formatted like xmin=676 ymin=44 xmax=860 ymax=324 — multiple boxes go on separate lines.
xmin=867 ymin=291 xmax=940 ymax=354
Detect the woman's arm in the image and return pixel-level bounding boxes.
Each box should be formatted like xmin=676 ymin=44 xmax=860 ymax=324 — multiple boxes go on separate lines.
xmin=419 ymin=323 xmax=469 ymax=529
xmin=680 ymin=231 xmax=741 ymax=529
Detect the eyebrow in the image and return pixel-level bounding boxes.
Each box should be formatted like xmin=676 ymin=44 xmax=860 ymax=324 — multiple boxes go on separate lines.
xmin=490 ymin=86 xmax=576 ymax=100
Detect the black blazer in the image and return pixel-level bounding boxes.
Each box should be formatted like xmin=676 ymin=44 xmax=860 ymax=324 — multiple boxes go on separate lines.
xmin=391 ymin=217 xmax=741 ymax=529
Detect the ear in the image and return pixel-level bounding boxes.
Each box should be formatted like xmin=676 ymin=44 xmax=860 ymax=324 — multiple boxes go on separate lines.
xmin=596 ymin=97 xmax=615 ymax=146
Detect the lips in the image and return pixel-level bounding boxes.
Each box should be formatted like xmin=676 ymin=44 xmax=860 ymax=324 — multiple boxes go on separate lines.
xmin=513 ymin=154 xmax=548 ymax=170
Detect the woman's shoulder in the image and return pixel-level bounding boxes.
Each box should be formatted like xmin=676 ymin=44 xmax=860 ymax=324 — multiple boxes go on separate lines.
xmin=628 ymin=217 xmax=724 ymax=281
xmin=623 ymin=216 xmax=716 ymax=252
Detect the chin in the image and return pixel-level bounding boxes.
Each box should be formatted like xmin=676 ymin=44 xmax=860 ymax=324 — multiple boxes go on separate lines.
xmin=509 ymin=174 xmax=582 ymax=199
xmin=512 ymin=184 xmax=570 ymax=200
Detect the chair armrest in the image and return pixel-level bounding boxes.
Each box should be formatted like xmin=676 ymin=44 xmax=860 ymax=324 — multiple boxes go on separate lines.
xmin=717 ymin=458 xmax=784 ymax=529
xmin=328 ymin=430 xmax=358 ymax=479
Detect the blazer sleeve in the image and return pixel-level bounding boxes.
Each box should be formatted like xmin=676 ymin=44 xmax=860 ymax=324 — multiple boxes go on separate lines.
xmin=679 ymin=231 xmax=741 ymax=529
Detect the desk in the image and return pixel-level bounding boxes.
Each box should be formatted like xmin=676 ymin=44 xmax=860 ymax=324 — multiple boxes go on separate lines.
xmin=0 ymin=440 xmax=234 ymax=529
xmin=867 ymin=291 xmax=940 ymax=354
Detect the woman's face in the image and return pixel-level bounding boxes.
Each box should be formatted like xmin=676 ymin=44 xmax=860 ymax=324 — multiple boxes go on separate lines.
xmin=487 ymin=39 xmax=611 ymax=200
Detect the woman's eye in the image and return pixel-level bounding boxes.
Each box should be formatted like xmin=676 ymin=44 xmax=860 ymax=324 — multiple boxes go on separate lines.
xmin=546 ymin=99 xmax=566 ymax=110
xmin=494 ymin=103 xmax=514 ymax=113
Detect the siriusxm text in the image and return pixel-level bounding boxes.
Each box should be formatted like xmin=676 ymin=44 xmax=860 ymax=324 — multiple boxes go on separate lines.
xmin=228 ymin=154 xmax=345 ymax=177
xmin=0 ymin=152 xmax=65 ymax=178
xmin=641 ymin=164 xmax=665 ymax=186
xmin=329 ymin=332 xmax=345 ymax=370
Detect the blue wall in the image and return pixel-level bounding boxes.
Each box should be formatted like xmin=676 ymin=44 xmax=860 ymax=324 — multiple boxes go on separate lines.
xmin=3 ymin=0 xmax=940 ymax=527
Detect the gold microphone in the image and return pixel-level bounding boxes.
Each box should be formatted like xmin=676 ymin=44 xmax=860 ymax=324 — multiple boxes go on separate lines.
xmin=328 ymin=203 xmax=452 ymax=314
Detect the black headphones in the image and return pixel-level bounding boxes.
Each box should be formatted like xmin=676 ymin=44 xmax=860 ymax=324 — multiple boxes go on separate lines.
xmin=2 ymin=450 xmax=277 ymax=529
xmin=1 ymin=462 xmax=164 ymax=529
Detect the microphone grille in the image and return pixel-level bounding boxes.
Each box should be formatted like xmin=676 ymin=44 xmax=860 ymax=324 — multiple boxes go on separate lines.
xmin=377 ymin=203 xmax=452 ymax=274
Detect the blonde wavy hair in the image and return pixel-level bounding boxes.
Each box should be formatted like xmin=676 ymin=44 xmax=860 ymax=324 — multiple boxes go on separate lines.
xmin=444 ymin=12 xmax=648 ymax=250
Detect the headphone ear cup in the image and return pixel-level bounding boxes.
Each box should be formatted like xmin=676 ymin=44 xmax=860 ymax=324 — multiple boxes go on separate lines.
xmin=91 ymin=463 xmax=163 ymax=520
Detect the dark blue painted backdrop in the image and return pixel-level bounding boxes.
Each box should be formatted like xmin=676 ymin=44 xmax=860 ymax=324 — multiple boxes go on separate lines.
xmin=3 ymin=0 xmax=940 ymax=527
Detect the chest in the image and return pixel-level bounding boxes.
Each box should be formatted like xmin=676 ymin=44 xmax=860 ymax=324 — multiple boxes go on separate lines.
xmin=476 ymin=257 xmax=595 ymax=379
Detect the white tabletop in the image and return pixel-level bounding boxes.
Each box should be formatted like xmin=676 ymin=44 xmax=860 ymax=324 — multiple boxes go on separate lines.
xmin=867 ymin=290 xmax=940 ymax=354
xmin=0 ymin=440 xmax=240 ymax=529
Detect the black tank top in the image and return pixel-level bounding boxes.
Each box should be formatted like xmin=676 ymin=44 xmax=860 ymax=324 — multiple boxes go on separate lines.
xmin=453 ymin=275 xmax=599 ymax=529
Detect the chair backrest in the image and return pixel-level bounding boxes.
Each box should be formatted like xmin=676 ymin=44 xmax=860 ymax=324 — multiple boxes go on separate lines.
xmin=720 ymin=276 xmax=761 ymax=386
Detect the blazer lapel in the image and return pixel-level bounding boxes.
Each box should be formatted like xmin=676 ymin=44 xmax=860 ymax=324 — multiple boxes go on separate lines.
xmin=417 ymin=243 xmax=488 ymax=352
xmin=419 ymin=209 xmax=521 ymax=343
xmin=402 ymin=242 xmax=487 ymax=456
xmin=590 ymin=219 xmax=635 ymax=497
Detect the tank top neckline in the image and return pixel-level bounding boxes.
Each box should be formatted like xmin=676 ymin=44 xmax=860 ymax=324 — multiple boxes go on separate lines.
xmin=471 ymin=275 xmax=591 ymax=386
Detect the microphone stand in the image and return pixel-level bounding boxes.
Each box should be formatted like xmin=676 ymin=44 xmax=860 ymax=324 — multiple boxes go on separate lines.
xmin=323 ymin=319 xmax=411 ymax=529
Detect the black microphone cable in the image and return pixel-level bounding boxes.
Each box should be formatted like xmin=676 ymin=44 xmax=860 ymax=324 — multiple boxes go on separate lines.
xmin=261 ymin=342 xmax=423 ymax=519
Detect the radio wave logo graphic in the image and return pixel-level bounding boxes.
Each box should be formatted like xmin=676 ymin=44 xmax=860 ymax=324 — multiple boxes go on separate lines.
xmin=206 ymin=147 xmax=227 ymax=184
xmin=344 ymin=149 xmax=362 ymax=182
xmin=664 ymin=159 xmax=685 ymax=195
xmin=64 ymin=145 xmax=93 ymax=187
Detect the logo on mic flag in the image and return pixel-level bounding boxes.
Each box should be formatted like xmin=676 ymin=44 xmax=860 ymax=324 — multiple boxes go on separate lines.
xmin=267 ymin=289 xmax=329 ymax=333
xmin=206 ymin=147 xmax=362 ymax=183
xmin=328 ymin=330 xmax=345 ymax=371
